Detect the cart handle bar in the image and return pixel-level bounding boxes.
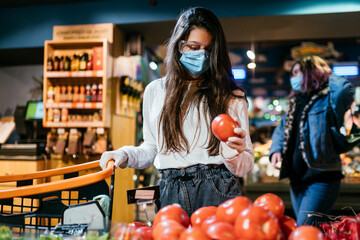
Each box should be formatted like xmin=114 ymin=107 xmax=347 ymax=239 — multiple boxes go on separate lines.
xmin=0 ymin=161 xmax=114 ymax=199
xmin=0 ymin=160 xmax=104 ymax=183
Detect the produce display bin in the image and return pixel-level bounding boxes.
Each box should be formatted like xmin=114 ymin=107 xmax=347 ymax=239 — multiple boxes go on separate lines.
xmin=0 ymin=160 xmax=114 ymax=237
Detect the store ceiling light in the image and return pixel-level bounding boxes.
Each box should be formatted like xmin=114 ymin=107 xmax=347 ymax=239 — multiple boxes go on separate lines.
xmin=332 ymin=64 xmax=359 ymax=76
xmin=246 ymin=50 xmax=255 ymax=60
xmin=149 ymin=61 xmax=158 ymax=70
xmin=247 ymin=62 xmax=256 ymax=69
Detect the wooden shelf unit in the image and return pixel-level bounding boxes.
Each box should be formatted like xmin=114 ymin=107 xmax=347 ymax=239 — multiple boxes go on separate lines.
xmin=43 ymin=39 xmax=112 ymax=128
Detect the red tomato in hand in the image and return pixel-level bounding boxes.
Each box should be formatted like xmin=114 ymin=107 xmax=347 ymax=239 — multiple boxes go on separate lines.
xmin=211 ymin=114 xmax=240 ymax=142
xmin=279 ymin=215 xmax=298 ymax=238
xmin=253 ymin=193 xmax=285 ymax=219
xmin=153 ymin=204 xmax=190 ymax=228
xmin=153 ymin=219 xmax=185 ymax=240
xmin=288 ymin=225 xmax=325 ymax=240
xmin=190 ymin=206 xmax=217 ymax=227
xmin=206 ymin=222 xmax=237 ymax=240
xmin=179 ymin=227 xmax=211 ymax=240
xmin=235 ymin=205 xmax=281 ymax=240
xmin=216 ymin=196 xmax=252 ymax=224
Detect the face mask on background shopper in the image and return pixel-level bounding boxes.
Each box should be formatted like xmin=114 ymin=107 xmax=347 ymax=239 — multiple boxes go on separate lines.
xmin=290 ymin=75 xmax=303 ymax=92
xmin=180 ymin=49 xmax=210 ymax=77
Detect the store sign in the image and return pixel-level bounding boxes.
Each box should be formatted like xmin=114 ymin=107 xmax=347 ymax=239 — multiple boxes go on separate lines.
xmin=53 ymin=23 xmax=115 ymax=43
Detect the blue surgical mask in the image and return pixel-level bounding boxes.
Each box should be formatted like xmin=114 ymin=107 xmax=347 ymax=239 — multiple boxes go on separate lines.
xmin=290 ymin=75 xmax=303 ymax=92
xmin=179 ymin=49 xmax=210 ymax=77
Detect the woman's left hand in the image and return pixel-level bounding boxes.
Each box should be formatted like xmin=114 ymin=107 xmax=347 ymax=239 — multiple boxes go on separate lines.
xmin=226 ymin=128 xmax=246 ymax=153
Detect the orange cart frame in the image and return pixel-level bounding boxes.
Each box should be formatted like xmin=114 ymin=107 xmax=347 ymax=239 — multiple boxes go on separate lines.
xmin=0 ymin=160 xmax=114 ymax=236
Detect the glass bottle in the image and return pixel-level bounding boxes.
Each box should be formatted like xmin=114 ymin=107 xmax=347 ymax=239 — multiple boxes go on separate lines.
xmin=47 ymin=86 xmax=54 ymax=103
xmin=73 ymin=86 xmax=79 ymax=102
xmin=71 ymin=54 xmax=80 ymax=71
xmin=54 ymin=56 xmax=60 ymax=71
xmin=64 ymin=56 xmax=71 ymax=71
xmin=54 ymin=86 xmax=61 ymax=102
xmin=97 ymin=83 xmax=103 ymax=102
xmin=91 ymin=83 xmax=98 ymax=102
xmin=67 ymin=85 xmax=73 ymax=102
xmin=60 ymin=86 xmax=67 ymax=102
xmin=59 ymin=56 xmax=64 ymax=71
xmin=47 ymin=54 xmax=53 ymax=71
xmin=86 ymin=54 xmax=93 ymax=70
xmin=79 ymin=53 xmax=88 ymax=71
xmin=85 ymin=84 xmax=91 ymax=102
xmin=79 ymin=85 xmax=86 ymax=102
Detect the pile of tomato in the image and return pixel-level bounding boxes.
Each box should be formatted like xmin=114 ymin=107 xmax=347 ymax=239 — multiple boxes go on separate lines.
xmin=113 ymin=193 xmax=331 ymax=240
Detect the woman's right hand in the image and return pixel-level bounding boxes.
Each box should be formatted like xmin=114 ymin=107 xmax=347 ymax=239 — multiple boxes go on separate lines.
xmin=270 ymin=152 xmax=282 ymax=170
xmin=99 ymin=149 xmax=128 ymax=170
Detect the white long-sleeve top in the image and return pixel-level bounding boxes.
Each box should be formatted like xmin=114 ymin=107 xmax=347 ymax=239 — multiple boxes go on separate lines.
xmin=120 ymin=78 xmax=254 ymax=177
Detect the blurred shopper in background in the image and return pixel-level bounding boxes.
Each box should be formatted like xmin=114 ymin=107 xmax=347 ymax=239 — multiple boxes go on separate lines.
xmin=270 ymin=55 xmax=354 ymax=225
xmin=100 ymin=7 xmax=254 ymax=217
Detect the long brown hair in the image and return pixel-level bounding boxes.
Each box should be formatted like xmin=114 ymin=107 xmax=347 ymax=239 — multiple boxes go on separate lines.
xmin=159 ymin=7 xmax=245 ymax=156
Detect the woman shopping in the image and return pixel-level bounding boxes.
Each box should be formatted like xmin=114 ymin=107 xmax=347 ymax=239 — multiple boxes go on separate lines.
xmin=100 ymin=7 xmax=254 ymax=217
xmin=270 ymin=55 xmax=354 ymax=225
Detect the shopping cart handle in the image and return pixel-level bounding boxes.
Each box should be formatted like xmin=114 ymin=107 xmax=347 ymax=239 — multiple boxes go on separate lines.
xmin=0 ymin=160 xmax=115 ymax=199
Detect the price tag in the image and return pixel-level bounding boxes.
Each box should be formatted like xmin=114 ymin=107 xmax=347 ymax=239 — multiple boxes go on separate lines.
xmin=70 ymin=128 xmax=78 ymax=135
xmin=53 ymin=223 xmax=89 ymax=236
xmin=127 ymin=185 xmax=160 ymax=204
xmin=76 ymin=103 xmax=83 ymax=108
xmin=96 ymin=128 xmax=104 ymax=134
xmin=57 ymin=128 xmax=65 ymax=135
xmin=84 ymin=103 xmax=92 ymax=108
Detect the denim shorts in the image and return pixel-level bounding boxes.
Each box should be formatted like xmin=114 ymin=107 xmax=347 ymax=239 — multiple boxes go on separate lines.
xmin=155 ymin=164 xmax=244 ymax=217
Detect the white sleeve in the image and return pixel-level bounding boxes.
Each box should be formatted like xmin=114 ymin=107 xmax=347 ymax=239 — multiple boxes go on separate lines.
xmin=220 ymin=93 xmax=254 ymax=177
xmin=120 ymin=83 xmax=158 ymax=169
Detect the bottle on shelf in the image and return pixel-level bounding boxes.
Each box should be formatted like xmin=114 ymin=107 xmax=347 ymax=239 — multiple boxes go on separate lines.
xmin=79 ymin=85 xmax=86 ymax=102
xmin=47 ymin=86 xmax=54 ymax=103
xmin=64 ymin=56 xmax=71 ymax=71
xmin=60 ymin=86 xmax=67 ymax=102
xmin=54 ymin=56 xmax=60 ymax=71
xmin=54 ymin=86 xmax=61 ymax=102
xmin=73 ymin=86 xmax=79 ymax=102
xmin=87 ymin=54 xmax=93 ymax=70
xmin=47 ymin=108 xmax=54 ymax=122
xmin=79 ymin=53 xmax=88 ymax=71
xmin=47 ymin=54 xmax=54 ymax=71
xmin=85 ymin=84 xmax=92 ymax=102
xmin=91 ymin=83 xmax=98 ymax=102
xmin=61 ymin=108 xmax=68 ymax=122
xmin=53 ymin=109 xmax=61 ymax=122
xmin=71 ymin=54 xmax=80 ymax=71
xmin=97 ymin=83 xmax=103 ymax=102
xmin=67 ymin=85 xmax=73 ymax=102
xmin=59 ymin=56 xmax=64 ymax=71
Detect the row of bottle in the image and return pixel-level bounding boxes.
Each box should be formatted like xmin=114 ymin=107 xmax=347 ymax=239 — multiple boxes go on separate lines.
xmin=47 ymin=108 xmax=102 ymax=123
xmin=47 ymin=84 xmax=103 ymax=103
xmin=47 ymin=52 xmax=93 ymax=71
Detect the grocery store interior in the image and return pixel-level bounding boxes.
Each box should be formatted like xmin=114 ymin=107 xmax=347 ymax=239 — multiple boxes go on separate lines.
xmin=0 ymin=0 xmax=360 ymax=234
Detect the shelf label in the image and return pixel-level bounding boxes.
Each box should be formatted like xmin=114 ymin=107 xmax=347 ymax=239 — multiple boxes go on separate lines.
xmin=96 ymin=102 xmax=103 ymax=108
xmin=127 ymin=186 xmax=160 ymax=204
xmin=70 ymin=128 xmax=78 ymax=135
xmin=76 ymin=103 xmax=83 ymax=108
xmin=84 ymin=103 xmax=92 ymax=108
xmin=96 ymin=128 xmax=104 ymax=134
xmin=58 ymin=128 xmax=65 ymax=134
